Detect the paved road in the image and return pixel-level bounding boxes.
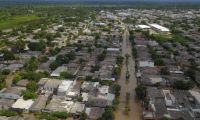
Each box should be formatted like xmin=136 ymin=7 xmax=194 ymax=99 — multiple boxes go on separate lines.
xmin=115 ymin=28 xmax=142 ymax=120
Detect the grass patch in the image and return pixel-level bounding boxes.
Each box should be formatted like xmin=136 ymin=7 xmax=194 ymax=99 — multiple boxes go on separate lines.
xmin=0 ymin=15 xmax=42 ymax=30
xmin=150 ymin=33 xmax=187 ymax=44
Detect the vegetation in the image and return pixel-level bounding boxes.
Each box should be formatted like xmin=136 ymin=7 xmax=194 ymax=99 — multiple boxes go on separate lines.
xmin=0 ymin=15 xmax=42 ymax=30
xmin=52 ymin=112 xmax=68 ymax=119
xmin=112 ymin=84 xmax=121 ymax=97
xmin=135 ymin=85 xmax=147 ymax=100
xmin=26 ymin=81 xmax=38 ymax=92
xmin=22 ymin=90 xmax=38 ymax=100
xmin=173 ymin=80 xmax=194 ymax=90
xmin=0 ymin=110 xmax=17 ymax=117
xmin=98 ymin=107 xmax=114 ymax=120
xmin=60 ymin=71 xmax=75 ymax=79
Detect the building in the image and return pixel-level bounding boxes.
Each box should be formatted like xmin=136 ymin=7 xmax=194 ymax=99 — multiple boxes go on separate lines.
xmin=0 ymin=87 xmax=24 ymax=100
xmin=70 ymin=102 xmax=85 ymax=115
xmin=39 ymin=78 xmax=62 ymax=94
xmin=85 ymin=107 xmax=105 ymax=120
xmin=29 ymin=95 xmax=48 ymax=112
xmin=44 ymin=97 xmax=74 ymax=113
xmin=57 ymin=80 xmax=74 ymax=96
xmin=50 ymin=66 xmax=68 ymax=77
xmin=149 ymin=24 xmax=170 ymax=34
xmin=11 ymin=98 xmax=34 ymax=112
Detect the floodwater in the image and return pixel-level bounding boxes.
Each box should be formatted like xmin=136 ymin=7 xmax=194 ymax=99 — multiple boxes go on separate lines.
xmin=115 ymin=29 xmax=142 ymax=120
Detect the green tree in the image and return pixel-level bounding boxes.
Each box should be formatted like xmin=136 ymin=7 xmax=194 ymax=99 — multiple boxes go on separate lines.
xmin=101 ymin=107 xmax=114 ymax=120
xmin=12 ymin=39 xmax=26 ymax=53
xmin=1 ymin=69 xmax=11 ymax=75
xmin=173 ymin=80 xmax=194 ymax=90
xmin=80 ymin=112 xmax=87 ymax=120
xmin=1 ymin=49 xmax=15 ymax=61
xmin=22 ymin=90 xmax=38 ymax=100
xmin=12 ymin=74 xmax=22 ymax=84
xmin=60 ymin=71 xmax=75 ymax=79
xmin=26 ymin=81 xmax=38 ymax=92
xmin=135 ymin=85 xmax=147 ymax=100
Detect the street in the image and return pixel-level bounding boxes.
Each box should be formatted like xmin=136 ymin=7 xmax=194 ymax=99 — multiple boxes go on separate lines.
xmin=115 ymin=28 xmax=142 ymax=120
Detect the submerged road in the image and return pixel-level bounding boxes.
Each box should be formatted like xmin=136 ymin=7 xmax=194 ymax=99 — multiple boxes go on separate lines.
xmin=115 ymin=28 xmax=142 ymax=120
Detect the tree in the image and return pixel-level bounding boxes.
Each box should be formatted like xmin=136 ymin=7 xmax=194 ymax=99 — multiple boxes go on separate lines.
xmin=1 ymin=49 xmax=15 ymax=61
xmin=12 ymin=74 xmax=22 ymax=84
xmin=22 ymin=90 xmax=38 ymax=100
xmin=112 ymin=84 xmax=121 ymax=97
xmin=154 ymin=58 xmax=165 ymax=66
xmin=173 ymin=80 xmax=194 ymax=90
xmin=79 ymin=112 xmax=87 ymax=120
xmin=26 ymin=81 xmax=38 ymax=92
xmin=12 ymin=39 xmax=26 ymax=53
xmin=25 ymin=57 xmax=38 ymax=71
xmin=28 ymin=40 xmax=46 ymax=51
xmin=116 ymin=55 xmax=124 ymax=65
xmin=100 ymin=107 xmax=114 ymax=120
xmin=1 ymin=69 xmax=11 ymax=75
xmin=135 ymin=85 xmax=147 ymax=100
xmin=39 ymin=55 xmax=49 ymax=63
xmin=60 ymin=71 xmax=75 ymax=79
xmin=160 ymin=67 xmax=170 ymax=75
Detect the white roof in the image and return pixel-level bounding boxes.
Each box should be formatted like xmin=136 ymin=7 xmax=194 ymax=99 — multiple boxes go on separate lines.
xmin=149 ymin=24 xmax=170 ymax=32
xmin=58 ymin=80 xmax=73 ymax=93
xmin=82 ymin=92 xmax=88 ymax=102
xmin=98 ymin=86 xmax=109 ymax=95
xmin=12 ymin=98 xmax=34 ymax=110
xmin=135 ymin=25 xmax=150 ymax=29
xmin=189 ymin=90 xmax=200 ymax=104
xmin=107 ymin=48 xmax=120 ymax=52
xmin=51 ymin=66 xmax=68 ymax=77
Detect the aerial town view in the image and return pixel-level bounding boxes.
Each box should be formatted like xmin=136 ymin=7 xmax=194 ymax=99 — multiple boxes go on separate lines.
xmin=0 ymin=0 xmax=200 ymax=120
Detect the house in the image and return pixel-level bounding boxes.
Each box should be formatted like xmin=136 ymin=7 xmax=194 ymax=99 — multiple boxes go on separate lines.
xmin=139 ymin=61 xmax=154 ymax=68
xmin=44 ymin=97 xmax=74 ymax=113
xmin=81 ymin=82 xmax=99 ymax=93
xmin=0 ymin=87 xmax=25 ymax=100
xmin=38 ymin=78 xmax=62 ymax=94
xmin=3 ymin=64 xmax=24 ymax=72
xmin=15 ymin=80 xmax=29 ymax=88
xmin=50 ymin=66 xmax=68 ymax=77
xmin=57 ymin=80 xmax=74 ymax=96
xmin=11 ymin=98 xmax=34 ymax=112
xmin=140 ymin=75 xmax=165 ymax=86
xmin=85 ymin=107 xmax=105 ymax=120
xmin=70 ymin=102 xmax=85 ymax=115
xmin=29 ymin=95 xmax=48 ymax=112
xmin=0 ymin=98 xmax=15 ymax=110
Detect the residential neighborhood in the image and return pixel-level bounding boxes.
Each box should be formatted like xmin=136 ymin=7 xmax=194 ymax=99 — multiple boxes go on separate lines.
xmin=0 ymin=5 xmax=200 ymax=120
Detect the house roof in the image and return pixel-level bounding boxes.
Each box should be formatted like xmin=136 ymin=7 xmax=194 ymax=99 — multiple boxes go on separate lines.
xmin=85 ymin=107 xmax=105 ymax=119
xmin=12 ymin=98 xmax=34 ymax=110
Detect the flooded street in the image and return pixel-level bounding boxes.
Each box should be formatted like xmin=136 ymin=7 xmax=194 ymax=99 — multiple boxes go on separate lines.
xmin=115 ymin=29 xmax=142 ymax=120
